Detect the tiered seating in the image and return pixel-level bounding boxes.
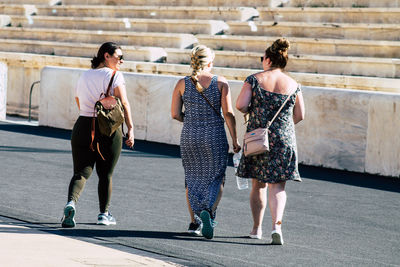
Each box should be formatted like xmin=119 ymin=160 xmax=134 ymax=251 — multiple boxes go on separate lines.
xmin=0 ymin=0 xmax=399 ymax=118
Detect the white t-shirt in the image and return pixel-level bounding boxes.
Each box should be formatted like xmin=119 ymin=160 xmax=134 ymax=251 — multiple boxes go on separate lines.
xmin=75 ymin=68 xmax=125 ymax=117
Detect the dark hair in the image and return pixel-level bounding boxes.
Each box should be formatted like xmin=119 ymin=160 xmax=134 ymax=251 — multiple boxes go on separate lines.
xmin=91 ymin=42 xmax=121 ymax=69
xmin=265 ymin=38 xmax=290 ymax=69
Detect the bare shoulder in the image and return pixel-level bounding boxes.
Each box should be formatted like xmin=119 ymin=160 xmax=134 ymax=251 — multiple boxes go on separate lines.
xmin=175 ymin=77 xmax=186 ymax=88
xmin=217 ymin=75 xmax=228 ymax=84
xmin=282 ymin=72 xmax=298 ymax=88
xmin=217 ymin=75 xmax=229 ymax=91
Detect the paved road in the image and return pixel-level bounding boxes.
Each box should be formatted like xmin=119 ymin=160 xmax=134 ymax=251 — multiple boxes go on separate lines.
xmin=1 ymin=120 xmax=400 ymax=266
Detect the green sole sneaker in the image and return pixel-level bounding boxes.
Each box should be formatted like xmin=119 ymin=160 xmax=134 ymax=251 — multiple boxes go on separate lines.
xmin=61 ymin=204 xmax=76 ymax=228
xmin=200 ymin=210 xmax=214 ymax=239
xmin=271 ymin=230 xmax=284 ymax=245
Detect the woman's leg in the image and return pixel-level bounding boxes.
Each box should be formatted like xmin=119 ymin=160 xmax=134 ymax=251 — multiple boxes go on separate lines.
xmin=211 ymin=182 xmax=224 ymax=217
xmin=68 ymin=117 xmax=96 ymax=203
xmin=250 ymin=179 xmax=267 ymax=235
xmin=96 ymin=128 xmax=122 ymax=214
xmin=267 ymin=181 xmax=287 ymax=231
xmin=186 ymin=187 xmax=196 ymax=223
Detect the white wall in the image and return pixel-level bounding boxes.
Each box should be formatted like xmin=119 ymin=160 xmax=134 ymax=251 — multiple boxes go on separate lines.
xmin=0 ymin=62 xmax=7 ymax=120
xmin=40 ymin=66 xmax=400 ymax=177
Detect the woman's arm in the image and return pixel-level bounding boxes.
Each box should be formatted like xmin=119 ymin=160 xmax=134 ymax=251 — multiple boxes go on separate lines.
xmin=114 ymin=84 xmax=134 ymax=148
xmin=220 ymin=77 xmax=241 ymax=153
xmin=171 ymin=79 xmax=185 ymax=122
xmin=235 ymin=82 xmax=252 ymax=114
xmin=293 ymin=90 xmax=305 ymax=124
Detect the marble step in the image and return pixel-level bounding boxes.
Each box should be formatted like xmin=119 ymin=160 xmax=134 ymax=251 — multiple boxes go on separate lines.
xmin=283 ymin=0 xmax=400 ymax=8
xmin=196 ymin=35 xmax=400 ymax=58
xmin=227 ymin=21 xmax=400 ymax=41
xmin=0 ymin=5 xmax=258 ymax=22
xmin=165 ymin=48 xmax=400 ymax=78
xmin=0 ymin=0 xmax=266 ymax=7
xmin=258 ymin=7 xmax=400 ymax=24
xmin=0 ymin=27 xmax=198 ymax=49
xmin=5 ymin=15 xmax=229 ymax=35
xmin=0 ymin=38 xmax=167 ymax=62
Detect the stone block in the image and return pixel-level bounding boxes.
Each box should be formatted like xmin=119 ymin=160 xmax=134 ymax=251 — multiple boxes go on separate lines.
xmin=366 ymin=93 xmax=400 ymax=177
xmin=296 ymin=87 xmax=369 ymax=172
xmin=0 ymin=62 xmax=6 ymax=120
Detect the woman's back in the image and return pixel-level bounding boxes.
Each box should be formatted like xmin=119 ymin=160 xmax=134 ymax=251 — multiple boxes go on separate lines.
xmin=182 ymin=75 xmax=223 ymax=126
xmin=254 ymin=70 xmax=297 ymax=96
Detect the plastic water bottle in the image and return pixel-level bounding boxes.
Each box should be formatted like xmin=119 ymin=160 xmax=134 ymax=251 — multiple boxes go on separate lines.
xmin=233 ymin=151 xmax=248 ymax=190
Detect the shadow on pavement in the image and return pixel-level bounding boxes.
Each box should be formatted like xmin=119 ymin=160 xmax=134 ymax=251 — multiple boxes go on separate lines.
xmin=41 ymin=229 xmax=267 ymax=246
xmin=299 ymin=165 xmax=400 ymax=193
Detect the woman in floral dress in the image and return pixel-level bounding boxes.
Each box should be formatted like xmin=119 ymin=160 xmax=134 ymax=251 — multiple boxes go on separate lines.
xmin=236 ymin=38 xmax=305 ymax=245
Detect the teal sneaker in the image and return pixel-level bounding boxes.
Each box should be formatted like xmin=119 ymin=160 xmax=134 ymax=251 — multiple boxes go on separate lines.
xmin=61 ymin=201 xmax=76 ymax=228
xmin=200 ymin=210 xmax=216 ymax=239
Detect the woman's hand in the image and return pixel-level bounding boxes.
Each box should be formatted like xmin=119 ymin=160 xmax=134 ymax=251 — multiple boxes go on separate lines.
xmin=233 ymin=139 xmax=241 ymax=153
xmin=125 ymin=128 xmax=134 ymax=148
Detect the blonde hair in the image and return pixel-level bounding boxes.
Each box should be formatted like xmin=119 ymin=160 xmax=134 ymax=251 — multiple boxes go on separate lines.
xmin=190 ymin=45 xmax=215 ymax=92
xmin=265 ymin=38 xmax=290 ymax=69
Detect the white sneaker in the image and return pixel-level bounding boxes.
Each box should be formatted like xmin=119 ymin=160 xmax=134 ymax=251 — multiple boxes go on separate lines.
xmin=271 ymin=229 xmax=284 ymax=245
xmin=61 ymin=201 xmax=76 ymax=228
xmin=249 ymin=229 xmax=262 ymax=239
xmin=97 ymin=212 xmax=116 ymax=225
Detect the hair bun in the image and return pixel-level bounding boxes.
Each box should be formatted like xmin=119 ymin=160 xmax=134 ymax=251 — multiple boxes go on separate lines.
xmin=272 ymin=38 xmax=290 ymax=54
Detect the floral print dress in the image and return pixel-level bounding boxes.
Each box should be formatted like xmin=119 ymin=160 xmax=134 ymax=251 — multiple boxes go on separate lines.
xmin=236 ymin=75 xmax=301 ymax=183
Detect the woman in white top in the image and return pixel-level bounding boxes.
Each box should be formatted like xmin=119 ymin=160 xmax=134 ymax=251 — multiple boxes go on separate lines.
xmin=61 ymin=42 xmax=134 ymax=228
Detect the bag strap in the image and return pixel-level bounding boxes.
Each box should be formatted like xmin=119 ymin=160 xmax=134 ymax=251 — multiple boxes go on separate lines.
xmin=90 ymin=70 xmax=117 ymax=155
xmin=247 ymin=75 xmax=299 ymax=128
xmin=105 ymin=70 xmax=117 ymax=97
xmin=190 ymin=76 xmax=225 ymax=122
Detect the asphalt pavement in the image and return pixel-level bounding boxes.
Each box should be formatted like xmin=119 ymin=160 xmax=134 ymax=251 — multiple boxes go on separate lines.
xmin=0 ymin=119 xmax=399 ymax=266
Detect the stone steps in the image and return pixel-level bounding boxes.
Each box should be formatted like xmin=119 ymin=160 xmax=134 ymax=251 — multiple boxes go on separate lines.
xmin=0 ymin=27 xmax=197 ymax=49
xmin=258 ymin=7 xmax=400 ymax=24
xmin=227 ymin=21 xmax=400 ymax=41
xmin=3 ymin=27 xmax=399 ymax=58
xmin=5 ymin=15 xmax=229 ymax=35
xmin=197 ymin=35 xmax=400 ymax=58
xmin=2 ymin=51 xmax=399 ymax=93
xmin=0 ymin=38 xmax=167 ymax=62
xmin=1 ymin=34 xmax=398 ymax=78
xmin=165 ymin=48 xmax=400 ymax=78
xmin=0 ymin=5 xmax=259 ymax=22
xmin=283 ymin=0 xmax=400 ymax=8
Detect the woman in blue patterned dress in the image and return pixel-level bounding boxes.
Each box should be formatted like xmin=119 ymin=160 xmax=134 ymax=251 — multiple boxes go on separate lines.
xmin=236 ymin=38 xmax=305 ymax=245
xmin=171 ymin=45 xmax=241 ymax=239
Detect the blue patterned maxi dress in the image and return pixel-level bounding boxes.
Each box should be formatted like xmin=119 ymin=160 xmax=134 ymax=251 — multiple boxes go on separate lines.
xmin=180 ymin=76 xmax=228 ymax=216
xmin=237 ymin=75 xmax=301 ymax=183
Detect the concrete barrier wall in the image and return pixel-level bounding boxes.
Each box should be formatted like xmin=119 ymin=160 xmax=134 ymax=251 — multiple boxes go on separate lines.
xmin=0 ymin=62 xmax=7 ymax=120
xmin=40 ymin=66 xmax=400 ymax=177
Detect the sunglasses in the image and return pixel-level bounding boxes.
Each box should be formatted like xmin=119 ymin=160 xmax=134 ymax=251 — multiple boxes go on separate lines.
xmin=117 ymin=55 xmax=124 ymax=61
xmin=260 ymin=56 xmax=264 ymax=63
